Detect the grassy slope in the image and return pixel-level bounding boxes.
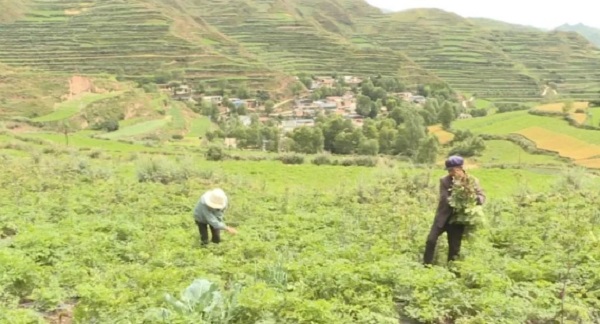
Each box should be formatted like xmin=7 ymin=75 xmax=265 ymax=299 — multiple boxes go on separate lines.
xmin=556 ymin=23 xmax=600 ymax=47
xmin=454 ymin=110 xmax=600 ymax=166
xmin=454 ymin=110 xmax=600 ymax=143
xmin=0 ymin=64 xmax=69 ymax=118
xmin=33 ymin=92 xmax=124 ymax=122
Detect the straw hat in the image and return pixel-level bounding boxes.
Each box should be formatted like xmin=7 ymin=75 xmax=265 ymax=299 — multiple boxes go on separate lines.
xmin=205 ymin=188 xmax=227 ymax=209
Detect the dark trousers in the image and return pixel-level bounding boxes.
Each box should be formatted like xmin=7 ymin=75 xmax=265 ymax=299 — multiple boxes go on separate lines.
xmin=195 ymin=221 xmax=221 ymax=244
xmin=423 ymin=222 xmax=465 ymax=265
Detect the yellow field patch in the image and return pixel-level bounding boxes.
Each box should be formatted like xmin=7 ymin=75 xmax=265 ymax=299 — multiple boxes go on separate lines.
xmin=516 ymin=127 xmax=600 ymax=160
xmin=534 ymin=101 xmax=589 ymax=113
xmin=571 ymin=113 xmax=588 ymax=125
xmin=574 ymin=158 xmax=600 ymax=169
xmin=428 ymin=125 xmax=454 ymax=144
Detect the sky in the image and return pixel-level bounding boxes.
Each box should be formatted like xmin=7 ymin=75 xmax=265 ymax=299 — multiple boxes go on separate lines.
xmin=365 ymin=0 xmax=600 ymax=29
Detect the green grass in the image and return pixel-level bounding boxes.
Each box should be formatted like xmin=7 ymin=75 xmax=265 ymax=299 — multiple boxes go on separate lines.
xmin=120 ymin=117 xmax=147 ymax=127
xmin=585 ymin=107 xmax=600 ymax=127
xmin=474 ymin=99 xmax=492 ymax=109
xmin=98 ymin=118 xmax=169 ymax=140
xmin=33 ymin=92 xmax=123 ymax=122
xmin=187 ymin=116 xmax=214 ymax=137
xmin=454 ymin=110 xmax=600 ymax=144
xmin=474 ymin=140 xmax=563 ymax=166
xmin=22 ymin=132 xmax=159 ymax=151
xmin=168 ymin=106 xmax=186 ymax=131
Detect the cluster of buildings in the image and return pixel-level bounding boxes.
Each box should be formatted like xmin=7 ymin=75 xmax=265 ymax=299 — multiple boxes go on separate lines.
xmin=165 ymin=76 xmax=433 ymax=135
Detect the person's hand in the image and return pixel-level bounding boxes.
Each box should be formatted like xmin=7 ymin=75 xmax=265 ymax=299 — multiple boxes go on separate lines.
xmin=226 ymin=227 xmax=238 ymax=235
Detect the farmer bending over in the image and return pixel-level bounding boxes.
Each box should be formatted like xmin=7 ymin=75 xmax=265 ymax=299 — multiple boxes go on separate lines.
xmin=193 ymin=188 xmax=237 ymax=245
xmin=423 ymin=156 xmax=485 ymax=265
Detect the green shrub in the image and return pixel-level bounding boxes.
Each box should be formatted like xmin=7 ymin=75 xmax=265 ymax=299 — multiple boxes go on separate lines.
xmin=278 ymin=154 xmax=304 ymax=165
xmin=352 ymin=156 xmax=378 ymax=167
xmin=136 ymin=156 xmax=195 ymax=184
xmin=311 ymin=154 xmax=332 ymax=165
xmin=205 ymin=146 xmax=225 ymax=161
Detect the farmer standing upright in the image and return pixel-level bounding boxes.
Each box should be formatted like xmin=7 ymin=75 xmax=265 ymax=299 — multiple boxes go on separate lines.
xmin=193 ymin=188 xmax=237 ymax=245
xmin=423 ymin=156 xmax=486 ymax=265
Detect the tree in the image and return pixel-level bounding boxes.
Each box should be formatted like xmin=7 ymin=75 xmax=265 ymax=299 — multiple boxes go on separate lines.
xmin=320 ymin=116 xmax=353 ymax=152
xmin=264 ymin=100 xmax=275 ymax=115
xmin=290 ymin=82 xmax=304 ymax=96
xmin=356 ymin=95 xmax=372 ymax=117
xmin=439 ymin=101 xmax=456 ymax=129
xmin=388 ymin=106 xmax=404 ymax=125
xmin=563 ymin=100 xmax=574 ymax=114
xmin=235 ymin=103 xmax=247 ymax=116
xmin=362 ymin=119 xmax=379 ymax=139
xmin=396 ymin=110 xmax=426 ymax=157
xmin=415 ymin=135 xmax=439 ymax=163
xmin=357 ymin=138 xmax=379 ymax=156
xmin=235 ymin=85 xmax=249 ymax=99
xmin=378 ymin=126 xmax=397 ymax=155
xmin=333 ymin=129 xmax=363 ymax=155
xmin=256 ymin=90 xmax=270 ymax=102
xmin=201 ymin=102 xmax=220 ymax=121
xmin=58 ymin=121 xmax=74 ymax=146
xmin=290 ymin=127 xmax=324 ymax=154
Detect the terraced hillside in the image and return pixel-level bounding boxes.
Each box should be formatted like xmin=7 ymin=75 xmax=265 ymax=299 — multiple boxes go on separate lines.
xmin=556 ymin=23 xmax=600 ymax=48
xmin=1 ymin=0 xmax=600 ymax=101
xmin=0 ymin=0 xmax=286 ymax=90
xmin=491 ymin=30 xmax=600 ymax=101
xmin=169 ymin=0 xmax=438 ymax=86
xmin=357 ymin=9 xmax=543 ymax=102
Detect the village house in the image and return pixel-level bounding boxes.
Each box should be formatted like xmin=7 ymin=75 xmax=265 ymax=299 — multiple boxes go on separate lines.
xmin=410 ymin=95 xmax=427 ymax=104
xmin=281 ymin=119 xmax=315 ymax=133
xmin=314 ymin=100 xmax=337 ymax=110
xmin=396 ymin=92 xmax=414 ymax=101
xmin=343 ymin=76 xmax=363 ymax=86
xmin=238 ymin=115 xmax=252 ymax=126
xmin=244 ymin=99 xmax=258 ymax=109
xmin=172 ymin=84 xmax=193 ymax=102
xmin=202 ymin=96 xmax=223 ymax=105
xmin=311 ymin=76 xmax=336 ymax=90
xmin=227 ymin=98 xmax=244 ymax=107
xmin=224 ymin=138 xmax=237 ymax=149
xmin=344 ymin=113 xmax=364 ymax=127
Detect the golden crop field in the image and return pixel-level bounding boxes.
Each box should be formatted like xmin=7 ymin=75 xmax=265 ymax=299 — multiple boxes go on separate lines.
xmin=516 ymin=126 xmax=600 ymax=160
xmin=571 ymin=113 xmax=588 ymax=124
xmin=574 ymin=158 xmax=600 ymax=168
xmin=533 ymin=101 xmax=589 ymax=113
xmin=428 ymin=124 xmax=454 ymax=144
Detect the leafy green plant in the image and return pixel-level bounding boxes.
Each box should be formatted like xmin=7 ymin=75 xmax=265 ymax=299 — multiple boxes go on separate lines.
xmin=448 ymin=173 xmax=485 ymax=234
xmin=156 ymin=278 xmax=241 ymax=323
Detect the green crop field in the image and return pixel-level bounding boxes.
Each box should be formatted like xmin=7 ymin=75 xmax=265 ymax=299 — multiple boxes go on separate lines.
xmin=33 ymin=92 xmax=124 ymax=122
xmin=98 ymin=118 xmax=169 ymax=140
xmin=2 ymin=1 xmax=600 ymax=322
xmin=473 ymin=140 xmax=564 ymax=166
xmin=187 ymin=117 xmax=214 ymax=138
xmin=20 ymin=132 xmax=159 ymax=152
xmin=1 ymin=140 xmax=599 ymax=323
xmin=454 ymin=110 xmax=600 ymax=143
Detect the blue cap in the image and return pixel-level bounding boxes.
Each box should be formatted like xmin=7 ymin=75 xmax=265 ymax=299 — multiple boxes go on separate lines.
xmin=445 ymin=155 xmax=464 ymax=170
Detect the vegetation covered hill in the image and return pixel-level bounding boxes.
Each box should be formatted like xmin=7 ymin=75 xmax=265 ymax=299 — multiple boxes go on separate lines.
xmin=0 ymin=0 xmax=599 ymax=102
xmin=556 ymin=23 xmax=600 ymax=47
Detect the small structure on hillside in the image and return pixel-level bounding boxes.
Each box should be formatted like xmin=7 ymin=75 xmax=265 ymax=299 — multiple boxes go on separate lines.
xmin=172 ymin=84 xmax=193 ymax=101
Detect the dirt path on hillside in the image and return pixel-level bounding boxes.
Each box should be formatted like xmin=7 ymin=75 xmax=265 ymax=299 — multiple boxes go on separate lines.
xmin=68 ymin=76 xmax=95 ymax=98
